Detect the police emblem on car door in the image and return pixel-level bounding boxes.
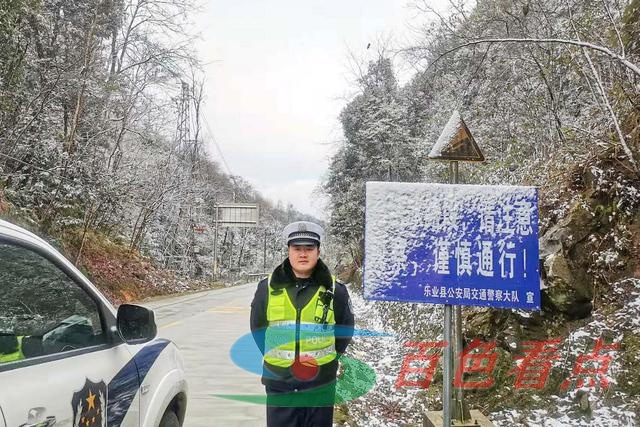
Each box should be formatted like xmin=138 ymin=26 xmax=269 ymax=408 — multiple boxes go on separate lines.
xmin=72 ymin=379 xmax=107 ymax=427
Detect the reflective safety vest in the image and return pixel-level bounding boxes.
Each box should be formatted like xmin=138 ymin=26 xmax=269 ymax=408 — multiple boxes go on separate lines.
xmin=0 ymin=336 xmax=24 ymax=363
xmin=264 ymin=275 xmax=336 ymax=368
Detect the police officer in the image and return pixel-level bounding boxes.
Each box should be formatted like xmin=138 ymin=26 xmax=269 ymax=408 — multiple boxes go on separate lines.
xmin=250 ymin=221 xmax=355 ymax=427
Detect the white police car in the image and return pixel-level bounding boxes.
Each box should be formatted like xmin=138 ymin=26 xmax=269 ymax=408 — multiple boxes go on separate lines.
xmin=0 ymin=220 xmax=187 ymax=426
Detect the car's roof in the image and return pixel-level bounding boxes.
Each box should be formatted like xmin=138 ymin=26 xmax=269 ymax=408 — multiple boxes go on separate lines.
xmin=0 ymin=219 xmax=53 ymax=247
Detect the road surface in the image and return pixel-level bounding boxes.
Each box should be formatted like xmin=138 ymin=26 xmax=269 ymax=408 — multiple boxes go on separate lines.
xmin=142 ymin=283 xmax=265 ymax=426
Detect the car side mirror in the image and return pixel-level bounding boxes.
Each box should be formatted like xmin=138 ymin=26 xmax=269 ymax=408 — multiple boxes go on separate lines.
xmin=116 ymin=304 xmax=157 ymax=344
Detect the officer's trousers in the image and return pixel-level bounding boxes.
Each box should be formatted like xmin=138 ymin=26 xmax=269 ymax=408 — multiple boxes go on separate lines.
xmin=265 ymin=382 xmax=335 ymax=427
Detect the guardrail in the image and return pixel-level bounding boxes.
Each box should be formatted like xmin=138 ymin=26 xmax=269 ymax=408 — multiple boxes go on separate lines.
xmin=245 ymin=272 xmax=269 ymax=282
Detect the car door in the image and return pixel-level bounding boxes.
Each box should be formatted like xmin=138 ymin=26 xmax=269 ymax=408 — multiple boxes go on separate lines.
xmin=0 ymin=239 xmax=140 ymax=427
xmin=0 ymin=405 xmax=6 ymax=427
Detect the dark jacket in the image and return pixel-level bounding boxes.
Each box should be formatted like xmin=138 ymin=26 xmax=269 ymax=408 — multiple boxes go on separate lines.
xmin=250 ymin=257 xmax=355 ymax=389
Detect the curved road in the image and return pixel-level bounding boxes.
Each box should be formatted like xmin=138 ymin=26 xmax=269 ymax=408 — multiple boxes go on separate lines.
xmin=141 ymin=283 xmax=265 ymax=426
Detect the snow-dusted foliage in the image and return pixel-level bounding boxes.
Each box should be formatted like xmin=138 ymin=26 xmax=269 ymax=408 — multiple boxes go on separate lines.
xmin=0 ymin=0 xmax=313 ymax=279
xmin=323 ymin=57 xmax=424 ymax=254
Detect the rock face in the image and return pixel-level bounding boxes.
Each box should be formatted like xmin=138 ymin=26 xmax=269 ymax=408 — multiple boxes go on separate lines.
xmin=539 ymin=200 xmax=596 ymax=318
xmin=536 ymin=155 xmax=640 ymax=321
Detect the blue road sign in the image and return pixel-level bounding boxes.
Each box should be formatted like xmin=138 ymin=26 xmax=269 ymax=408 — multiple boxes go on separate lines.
xmin=364 ymin=182 xmax=540 ymax=310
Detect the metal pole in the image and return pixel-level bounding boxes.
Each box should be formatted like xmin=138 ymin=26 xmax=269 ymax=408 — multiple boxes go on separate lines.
xmin=442 ymin=160 xmax=458 ymax=427
xmin=450 ymin=161 xmax=465 ymax=421
xmin=450 ymin=161 xmax=468 ymax=422
xmin=229 ymin=230 xmax=233 ymax=274
xmin=443 ymin=305 xmax=452 ymax=427
xmin=263 ymin=229 xmax=267 ymax=270
xmin=454 ymin=305 xmax=464 ymax=420
xmin=213 ymin=206 xmax=219 ymax=280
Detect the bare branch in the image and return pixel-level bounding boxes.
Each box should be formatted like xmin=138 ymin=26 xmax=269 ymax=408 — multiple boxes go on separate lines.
xmin=600 ymin=0 xmax=625 ymax=58
xmin=408 ymin=37 xmax=640 ymax=78
xmin=568 ymin=12 xmax=637 ymax=170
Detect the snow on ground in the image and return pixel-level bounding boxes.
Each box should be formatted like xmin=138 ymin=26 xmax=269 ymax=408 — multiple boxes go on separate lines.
xmin=344 ymin=285 xmax=443 ymax=426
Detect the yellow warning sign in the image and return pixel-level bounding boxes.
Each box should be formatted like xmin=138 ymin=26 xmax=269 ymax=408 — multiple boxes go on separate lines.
xmin=428 ymin=111 xmax=485 ymax=162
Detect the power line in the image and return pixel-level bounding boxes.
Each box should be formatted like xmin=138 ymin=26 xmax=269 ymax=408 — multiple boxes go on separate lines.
xmin=200 ymin=112 xmax=234 ymax=178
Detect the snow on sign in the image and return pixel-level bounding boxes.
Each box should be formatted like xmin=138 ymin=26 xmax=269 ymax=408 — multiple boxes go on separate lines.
xmin=428 ymin=110 xmax=485 ymax=162
xmin=364 ymin=182 xmax=540 ymax=310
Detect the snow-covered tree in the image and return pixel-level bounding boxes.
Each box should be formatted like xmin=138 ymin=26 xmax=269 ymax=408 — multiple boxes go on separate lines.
xmin=325 ymin=57 xmax=425 ymax=259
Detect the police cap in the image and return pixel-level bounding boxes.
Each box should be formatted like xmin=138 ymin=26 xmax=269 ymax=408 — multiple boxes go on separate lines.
xmin=282 ymin=221 xmax=324 ymax=246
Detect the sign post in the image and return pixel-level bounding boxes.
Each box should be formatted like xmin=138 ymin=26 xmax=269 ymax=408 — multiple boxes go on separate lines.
xmin=429 ymin=111 xmax=485 ymax=426
xmin=212 ymin=203 xmax=259 ymax=280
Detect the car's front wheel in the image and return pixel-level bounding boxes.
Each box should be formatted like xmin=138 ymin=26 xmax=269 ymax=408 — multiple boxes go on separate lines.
xmin=159 ymin=409 xmax=180 ymax=427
